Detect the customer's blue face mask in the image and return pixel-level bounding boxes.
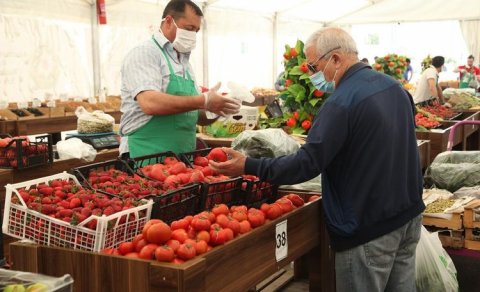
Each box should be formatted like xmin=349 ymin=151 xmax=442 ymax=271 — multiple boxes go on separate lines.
xmin=309 ymin=56 xmax=337 ymax=93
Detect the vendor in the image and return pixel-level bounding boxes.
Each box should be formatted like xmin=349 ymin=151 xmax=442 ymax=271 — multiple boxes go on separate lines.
xmin=413 ymin=56 xmax=445 ymax=104
xmin=454 ymin=55 xmax=480 ymax=89
xmin=119 ymin=0 xmax=240 ymax=158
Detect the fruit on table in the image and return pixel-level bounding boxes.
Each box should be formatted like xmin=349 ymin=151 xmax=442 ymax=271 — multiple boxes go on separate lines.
xmin=25 ymin=283 xmax=48 ymax=292
xmin=3 ymin=285 xmax=26 ymax=292
xmin=206 ymin=147 xmax=228 ymax=162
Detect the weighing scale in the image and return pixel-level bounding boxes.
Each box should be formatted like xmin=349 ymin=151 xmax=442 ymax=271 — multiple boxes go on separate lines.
xmin=66 ymin=132 xmax=120 ymax=150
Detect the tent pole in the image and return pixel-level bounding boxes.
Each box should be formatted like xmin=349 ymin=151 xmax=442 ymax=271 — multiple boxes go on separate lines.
xmin=273 ymin=12 xmax=278 ymax=86
xmin=91 ymin=1 xmax=101 ymax=98
xmin=202 ymin=2 xmax=209 ymax=87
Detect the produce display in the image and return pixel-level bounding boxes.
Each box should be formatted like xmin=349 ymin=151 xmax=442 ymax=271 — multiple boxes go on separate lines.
xmin=251 ymin=87 xmax=279 ymax=98
xmin=372 ymin=53 xmax=408 ymax=80
xmin=100 ymin=193 xmax=318 ymax=264
xmin=3 ymin=173 xmax=152 ymax=251
xmin=444 ymin=90 xmax=480 ymax=110
xmin=0 ymin=135 xmax=50 ymax=168
xmin=0 ymin=270 xmax=73 ymax=292
xmin=415 ymin=110 xmax=441 ymax=130
xmin=419 ymin=104 xmax=456 ymax=120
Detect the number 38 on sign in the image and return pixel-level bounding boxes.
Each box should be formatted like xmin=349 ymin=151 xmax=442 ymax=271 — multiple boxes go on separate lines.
xmin=275 ymin=220 xmax=288 ymax=261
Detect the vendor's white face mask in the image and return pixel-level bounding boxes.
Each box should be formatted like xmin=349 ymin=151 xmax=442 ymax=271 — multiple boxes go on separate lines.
xmin=172 ymin=19 xmax=196 ymax=53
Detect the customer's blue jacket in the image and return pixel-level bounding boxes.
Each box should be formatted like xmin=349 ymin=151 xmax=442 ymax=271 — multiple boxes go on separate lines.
xmin=245 ymin=63 xmax=425 ymax=251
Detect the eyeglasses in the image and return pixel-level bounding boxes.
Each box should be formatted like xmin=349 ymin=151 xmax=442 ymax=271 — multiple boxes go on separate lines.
xmin=307 ymin=46 xmax=341 ymax=73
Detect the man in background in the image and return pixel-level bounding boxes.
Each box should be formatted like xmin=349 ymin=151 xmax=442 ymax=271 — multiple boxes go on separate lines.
xmin=413 ymin=56 xmax=445 ymax=104
xmin=454 ymin=55 xmax=480 ymax=89
xmin=403 ymin=58 xmax=413 ymax=82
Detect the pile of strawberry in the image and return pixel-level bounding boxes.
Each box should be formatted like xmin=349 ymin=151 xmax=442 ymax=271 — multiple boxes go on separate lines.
xmin=12 ymin=178 xmax=144 ymax=230
xmin=0 ymin=136 xmax=48 ymax=168
xmin=88 ymin=168 xmax=164 ymax=199
xmin=101 ymin=193 xmax=320 ymax=263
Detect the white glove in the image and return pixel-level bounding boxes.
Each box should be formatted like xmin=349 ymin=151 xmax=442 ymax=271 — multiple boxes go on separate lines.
xmin=203 ymin=82 xmax=241 ymax=118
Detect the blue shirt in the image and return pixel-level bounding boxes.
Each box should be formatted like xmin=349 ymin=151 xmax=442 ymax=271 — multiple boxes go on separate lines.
xmin=245 ymin=63 xmax=424 ymax=251
xmin=403 ymin=64 xmax=413 ymax=80
xmin=119 ymin=32 xmax=198 ymax=154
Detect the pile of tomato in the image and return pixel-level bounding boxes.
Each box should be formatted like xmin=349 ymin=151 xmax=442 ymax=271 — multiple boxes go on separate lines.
xmin=101 ymin=193 xmax=320 ymax=264
xmin=420 ymin=104 xmax=456 ymax=119
xmin=415 ymin=113 xmax=440 ymax=129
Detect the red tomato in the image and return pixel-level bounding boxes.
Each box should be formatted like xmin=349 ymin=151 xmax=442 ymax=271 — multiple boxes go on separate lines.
xmin=313 ymin=89 xmax=324 ymax=97
xmin=308 ymin=195 xmax=321 ymax=202
xmin=215 ymin=214 xmax=230 ymax=228
xmin=184 ymin=215 xmax=194 ymax=224
xmin=260 ymin=203 xmax=270 ymax=216
xmin=134 ymin=239 xmax=148 ymax=253
xmin=206 ymin=147 xmax=228 ymax=162
xmin=193 ymin=156 xmax=209 ymax=167
xmin=177 ymin=243 xmax=196 ymax=260
xmin=300 ymin=63 xmax=309 ymax=73
xmin=168 ymin=162 xmax=187 ymax=175
xmin=247 ymin=209 xmax=266 ymax=227
xmin=301 ymin=120 xmax=312 ymax=130
xmin=195 ymin=240 xmax=208 ymax=255
xmin=239 ymin=220 xmax=252 ymax=234
xmin=171 ymin=258 xmax=185 ymax=265
xmin=124 ymin=252 xmax=140 ymax=258
xmin=149 ymin=165 xmax=169 ymax=182
xmin=155 ymin=245 xmax=175 ymax=262
xmin=231 ymin=210 xmax=247 ymax=222
xmin=171 ymin=229 xmax=189 ymax=243
xmin=198 ymin=211 xmax=216 ymax=223
xmin=286 ymin=118 xmax=296 ymax=128
xmin=139 ymin=243 xmax=158 ymax=260
xmin=146 ymin=222 xmax=171 ymax=244
xmin=171 ymin=218 xmax=189 ymax=230
xmin=191 ymin=215 xmax=211 ymax=231
xmin=196 ymin=230 xmax=210 ymax=244
xmin=267 ymin=204 xmax=283 ymax=220
xmin=142 ymin=219 xmax=163 ymax=239
xmin=223 ymin=228 xmax=234 ymax=242
xmin=164 ymin=156 xmax=178 ymax=165
xmin=284 ymin=194 xmax=305 ymax=207
xmin=118 ymin=242 xmax=134 ymax=255
xmin=210 ymin=226 xmax=227 ymax=246
xmin=166 ymin=239 xmax=181 ymax=252
xmin=212 ymin=204 xmax=229 ymax=216
xmin=275 ymin=198 xmax=294 ymax=213
xmin=230 ymin=205 xmax=248 ymax=213
xmin=290 ymin=48 xmax=298 ymax=57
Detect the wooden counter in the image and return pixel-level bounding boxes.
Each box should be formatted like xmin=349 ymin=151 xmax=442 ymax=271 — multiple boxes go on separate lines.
xmin=10 ymin=198 xmax=335 ymax=292
xmin=417 ymin=140 xmax=431 ymax=170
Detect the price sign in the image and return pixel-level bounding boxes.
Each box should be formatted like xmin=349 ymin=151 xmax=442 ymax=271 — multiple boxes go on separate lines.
xmin=275 ymin=220 xmax=288 ymax=262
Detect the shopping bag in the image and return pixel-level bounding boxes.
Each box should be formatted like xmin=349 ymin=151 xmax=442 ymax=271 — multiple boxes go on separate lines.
xmin=415 ymin=226 xmax=459 ymax=292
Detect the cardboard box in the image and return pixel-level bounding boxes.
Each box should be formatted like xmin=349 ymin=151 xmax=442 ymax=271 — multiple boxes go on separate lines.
xmin=204 ymin=106 xmax=259 ymax=138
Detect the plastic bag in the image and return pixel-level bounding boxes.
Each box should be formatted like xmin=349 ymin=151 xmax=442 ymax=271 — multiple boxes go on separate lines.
xmin=75 ymin=106 xmax=114 ymax=134
xmin=205 ymin=81 xmax=255 ymax=119
xmin=424 ymin=151 xmax=480 ymax=192
xmin=416 ymin=226 xmax=458 ymax=292
xmin=232 ymin=128 xmax=300 ymax=158
xmin=0 ymin=268 xmax=73 ymax=291
xmin=56 ymin=138 xmax=97 ymax=162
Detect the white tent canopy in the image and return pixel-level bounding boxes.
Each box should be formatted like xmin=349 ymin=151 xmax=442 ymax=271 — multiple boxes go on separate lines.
xmin=0 ymin=0 xmax=478 ymax=102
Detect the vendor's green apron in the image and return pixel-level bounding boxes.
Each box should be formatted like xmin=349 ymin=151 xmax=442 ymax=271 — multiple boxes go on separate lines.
xmin=460 ymin=71 xmax=474 ymax=89
xmin=128 ymin=38 xmax=198 ymax=158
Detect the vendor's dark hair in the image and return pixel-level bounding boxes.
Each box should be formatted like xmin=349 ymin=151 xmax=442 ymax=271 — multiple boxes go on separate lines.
xmin=162 ymin=0 xmax=203 ymax=20
xmin=468 ymin=55 xmax=475 ymax=60
xmin=432 ymin=56 xmax=445 ymax=68
xmin=406 ymin=58 xmax=411 ymax=63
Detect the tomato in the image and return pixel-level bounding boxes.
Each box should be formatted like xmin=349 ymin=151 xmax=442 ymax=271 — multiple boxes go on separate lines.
xmin=223 ymin=228 xmax=234 ymax=242
xmin=191 ymin=215 xmax=211 ymax=231
xmin=200 ymin=166 xmax=214 ymax=177
xmin=286 ymin=118 xmax=296 ymax=128
xmin=184 ymin=215 xmax=194 ymax=224
xmin=186 ymin=226 xmax=197 ymax=239
xmin=267 ymin=204 xmax=283 ymax=220
xmin=308 ymin=195 xmax=321 ymax=202
xmin=184 ymin=238 xmax=197 ymax=246
xmin=188 ymin=170 xmax=205 ymax=183
xmin=146 ymin=222 xmax=171 ymax=244
xmin=227 ymin=218 xmax=241 ymax=236
xmin=193 ymin=156 xmax=209 ymax=167
xmin=231 ymin=210 xmax=247 ymax=222
xmin=100 ymin=248 xmax=119 ymax=255
xmin=284 ymin=194 xmax=304 ymax=207
xmin=230 ymin=205 xmax=247 ymax=213
xmin=210 ymin=226 xmax=227 ymax=246
xmin=139 ymin=243 xmax=158 ymax=260
xmin=290 ymin=48 xmax=298 ymax=57
xmin=300 ymin=63 xmax=309 ymax=73
xmin=239 ymin=220 xmax=252 ymax=234
xmin=177 ymin=243 xmax=196 ymax=260
xmin=260 ymin=203 xmax=270 ymax=216
xmin=195 ymin=240 xmax=208 ymax=255
xmin=142 ymin=219 xmax=164 ymax=239
xmin=247 ymin=209 xmax=265 ymax=228
xmin=134 ymin=239 xmax=148 ymax=253
xmin=132 ymin=234 xmax=144 ymax=249
xmin=215 ymin=214 xmax=230 ymax=228
xmin=155 ymin=245 xmax=175 ymax=262
xmin=164 ymin=175 xmax=181 ymax=190
xmin=166 ymin=239 xmax=180 ymax=252
xmin=164 ymin=156 xmax=179 ymax=165
xmin=301 ymin=120 xmax=312 ymax=130
xmin=149 ymin=165 xmax=169 ymax=182
xmin=171 ymin=258 xmax=185 ymax=265
xmin=206 ymin=148 xmax=228 ymax=162
xmin=198 ymin=211 xmax=216 ymax=223
xmin=275 ymin=198 xmax=294 ymax=213
xmin=171 ymin=229 xmax=189 ymax=243
xmin=283 ymin=52 xmax=290 ymax=60
xmin=118 ymin=241 xmax=134 ymax=255
xmin=313 ymin=89 xmax=324 ymax=97
xmin=196 ymin=230 xmax=210 ymax=243
xmin=171 ymin=218 xmax=189 ymax=230
xmin=212 ymin=204 xmax=229 ymax=216
xmin=168 ymin=162 xmax=187 ymax=175
xmin=124 ymin=252 xmax=140 ymax=258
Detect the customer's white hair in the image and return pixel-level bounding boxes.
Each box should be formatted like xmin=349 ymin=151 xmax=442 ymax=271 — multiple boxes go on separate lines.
xmin=305 ymin=27 xmax=358 ymax=58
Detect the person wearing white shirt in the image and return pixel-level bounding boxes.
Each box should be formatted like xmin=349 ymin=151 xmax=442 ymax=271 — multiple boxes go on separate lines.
xmin=413 ymin=56 xmax=445 ymax=104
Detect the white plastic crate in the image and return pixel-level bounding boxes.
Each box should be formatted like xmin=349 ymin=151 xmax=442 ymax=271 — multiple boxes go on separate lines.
xmin=2 ymin=172 xmax=153 ymax=252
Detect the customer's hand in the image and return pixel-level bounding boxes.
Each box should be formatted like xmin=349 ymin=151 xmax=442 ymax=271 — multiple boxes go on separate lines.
xmin=204 ymin=82 xmax=241 ymax=117
xmin=209 ymin=147 xmax=246 ymax=177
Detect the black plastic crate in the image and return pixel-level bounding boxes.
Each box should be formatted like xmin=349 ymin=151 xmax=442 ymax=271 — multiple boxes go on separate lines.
xmin=71 ymin=159 xmax=163 ymax=199
xmin=0 ymin=134 xmax=53 ymax=169
xmin=242 ymin=179 xmax=279 ymax=208
xmin=148 ymin=183 xmax=202 ymax=223
xmin=178 ymin=148 xmax=211 ymax=167
xmin=200 ymin=177 xmax=244 ymax=210
xmin=126 ymin=151 xmax=181 ymax=174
